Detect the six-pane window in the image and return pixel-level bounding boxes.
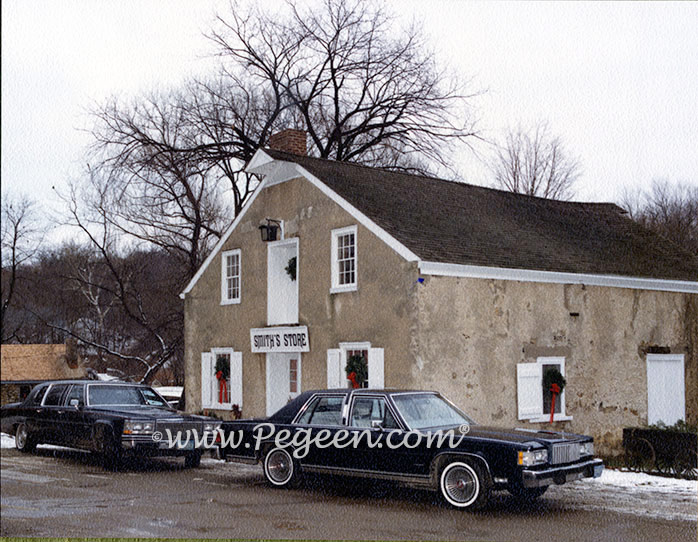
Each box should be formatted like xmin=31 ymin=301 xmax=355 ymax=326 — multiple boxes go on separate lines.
xmin=331 ymin=226 xmax=357 ymax=292
xmin=337 ymin=232 xmax=355 ymax=285
xmin=221 ymin=249 xmax=241 ymax=304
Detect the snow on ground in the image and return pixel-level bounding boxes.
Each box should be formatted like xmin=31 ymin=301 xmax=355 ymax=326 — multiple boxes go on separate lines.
xmin=590 ymin=467 xmax=697 ymax=496
xmin=1 ymin=432 xmax=15 ymax=449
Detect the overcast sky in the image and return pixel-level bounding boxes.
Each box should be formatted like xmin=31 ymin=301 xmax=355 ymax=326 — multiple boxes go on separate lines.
xmin=2 ymin=1 xmax=697 ymax=225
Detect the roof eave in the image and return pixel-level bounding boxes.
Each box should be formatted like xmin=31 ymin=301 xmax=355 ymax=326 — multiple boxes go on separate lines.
xmin=418 ymin=261 xmax=698 ymax=294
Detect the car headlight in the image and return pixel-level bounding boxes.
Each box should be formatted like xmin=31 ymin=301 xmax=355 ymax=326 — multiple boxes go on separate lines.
xmin=518 ymin=448 xmax=548 ymax=466
xmin=580 ymin=441 xmax=594 ymax=456
xmin=123 ymin=420 xmax=154 ymax=435
xmin=203 ymin=422 xmax=222 ymax=433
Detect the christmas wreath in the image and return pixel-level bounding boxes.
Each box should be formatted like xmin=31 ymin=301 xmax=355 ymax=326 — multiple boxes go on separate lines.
xmin=543 ymin=368 xmax=566 ymax=393
xmin=345 ymin=354 xmax=368 ymax=389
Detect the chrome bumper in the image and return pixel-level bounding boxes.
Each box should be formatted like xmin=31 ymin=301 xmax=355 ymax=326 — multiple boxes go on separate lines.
xmin=521 ymin=458 xmax=604 ymax=488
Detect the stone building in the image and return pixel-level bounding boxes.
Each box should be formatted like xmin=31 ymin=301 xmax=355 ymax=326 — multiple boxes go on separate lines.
xmin=0 ymin=342 xmax=86 ymax=405
xmin=181 ymin=131 xmax=697 ymax=454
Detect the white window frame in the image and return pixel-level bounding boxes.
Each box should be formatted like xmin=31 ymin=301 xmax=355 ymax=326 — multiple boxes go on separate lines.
xmin=517 ymin=356 xmax=572 ymax=423
xmin=201 ymin=347 xmax=243 ymax=410
xmin=339 ymin=342 xmax=384 ymax=389
xmin=220 ymin=249 xmax=241 ymax=305
xmin=330 ymin=225 xmax=358 ymax=293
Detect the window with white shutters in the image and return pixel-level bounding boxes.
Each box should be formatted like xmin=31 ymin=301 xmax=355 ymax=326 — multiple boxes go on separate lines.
xmin=201 ymin=348 xmax=242 ymax=409
xmin=517 ymin=357 xmax=571 ymax=422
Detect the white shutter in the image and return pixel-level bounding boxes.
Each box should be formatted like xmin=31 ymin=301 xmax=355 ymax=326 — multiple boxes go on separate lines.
xmin=369 ymin=348 xmax=384 ymax=389
xmin=517 ymin=363 xmax=543 ymax=420
xmin=201 ymin=352 xmax=213 ymax=409
xmin=230 ymin=352 xmax=243 ymax=407
xmin=327 ymin=349 xmax=342 ymax=388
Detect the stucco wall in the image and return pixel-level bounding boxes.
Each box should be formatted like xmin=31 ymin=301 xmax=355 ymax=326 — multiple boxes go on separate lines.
xmin=411 ymin=276 xmax=697 ymax=454
xmin=184 ymin=175 xmax=418 ymax=419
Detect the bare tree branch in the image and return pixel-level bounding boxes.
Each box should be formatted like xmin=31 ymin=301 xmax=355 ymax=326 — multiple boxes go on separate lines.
xmin=490 ymin=121 xmax=581 ymax=200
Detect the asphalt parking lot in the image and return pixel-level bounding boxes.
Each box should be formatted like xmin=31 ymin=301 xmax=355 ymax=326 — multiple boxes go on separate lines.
xmin=1 ymin=446 xmax=696 ymax=541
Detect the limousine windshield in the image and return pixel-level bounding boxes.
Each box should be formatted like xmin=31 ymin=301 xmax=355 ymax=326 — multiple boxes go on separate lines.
xmin=88 ymin=385 xmax=168 ymax=407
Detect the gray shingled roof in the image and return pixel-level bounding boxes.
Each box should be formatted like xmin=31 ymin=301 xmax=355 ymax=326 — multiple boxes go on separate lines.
xmin=266 ymin=149 xmax=698 ymax=282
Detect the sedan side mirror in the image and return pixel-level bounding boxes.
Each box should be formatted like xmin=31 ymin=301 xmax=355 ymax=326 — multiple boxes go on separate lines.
xmin=371 ymin=420 xmax=383 ymax=430
xmin=69 ymin=398 xmax=82 ymax=409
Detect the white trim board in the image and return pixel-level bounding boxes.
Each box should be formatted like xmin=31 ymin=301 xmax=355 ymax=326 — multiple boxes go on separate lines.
xmin=418 ymin=262 xmax=698 ymax=294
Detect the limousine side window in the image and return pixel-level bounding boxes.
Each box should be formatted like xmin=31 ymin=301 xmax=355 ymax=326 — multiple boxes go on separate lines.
xmin=297 ymin=396 xmax=344 ymax=425
xmin=30 ymin=385 xmax=48 ymax=405
xmin=43 ymin=384 xmax=69 ymax=406
xmin=65 ymin=384 xmax=85 ymax=406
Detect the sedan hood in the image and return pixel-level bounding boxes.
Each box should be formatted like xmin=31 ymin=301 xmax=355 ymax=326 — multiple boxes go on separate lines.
xmin=455 ymin=425 xmax=588 ymax=446
xmin=87 ymin=406 xmax=207 ymax=421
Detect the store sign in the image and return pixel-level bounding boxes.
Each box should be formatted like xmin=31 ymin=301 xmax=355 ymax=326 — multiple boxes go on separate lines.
xmin=250 ymin=326 xmax=310 ymax=353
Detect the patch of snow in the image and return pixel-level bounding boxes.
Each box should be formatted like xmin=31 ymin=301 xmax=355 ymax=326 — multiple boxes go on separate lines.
xmin=1 ymin=432 xmax=16 ymax=449
xmin=590 ymin=468 xmax=697 ymax=496
xmin=95 ymin=373 xmax=121 ymax=381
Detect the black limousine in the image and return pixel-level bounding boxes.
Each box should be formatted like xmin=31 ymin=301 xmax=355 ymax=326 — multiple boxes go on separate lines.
xmin=0 ymin=380 xmax=220 ymax=470
xmin=219 ymin=389 xmax=603 ymax=509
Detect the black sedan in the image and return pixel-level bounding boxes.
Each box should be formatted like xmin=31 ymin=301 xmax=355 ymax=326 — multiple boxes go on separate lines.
xmin=0 ymin=380 xmax=220 ymax=470
xmin=219 ymin=389 xmax=603 ymax=509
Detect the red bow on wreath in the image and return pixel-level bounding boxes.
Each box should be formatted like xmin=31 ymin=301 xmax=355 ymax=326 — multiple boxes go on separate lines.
xmin=549 ymin=383 xmax=561 ymax=423
xmin=347 ymin=371 xmax=360 ymax=389
xmin=216 ymin=370 xmax=228 ymax=403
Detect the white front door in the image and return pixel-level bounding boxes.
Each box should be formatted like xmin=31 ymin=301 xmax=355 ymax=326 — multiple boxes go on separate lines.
xmin=646 ymin=354 xmax=685 ymax=425
xmin=267 ymin=239 xmax=299 ymax=326
xmin=266 ymin=352 xmax=301 ymax=416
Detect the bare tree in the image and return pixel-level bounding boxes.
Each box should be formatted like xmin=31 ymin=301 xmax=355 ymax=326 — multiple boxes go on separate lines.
xmin=44 ymin=183 xmax=184 ymax=384
xmin=1 ymin=195 xmax=44 ymax=342
xmin=88 ymin=91 xmax=235 ymax=277
xmin=620 ymin=180 xmax=698 ymax=256
xmin=208 ymin=0 xmax=477 ymax=174
xmin=491 ymin=122 xmax=581 ymax=200
xmin=86 ymin=0 xmax=479 ymax=272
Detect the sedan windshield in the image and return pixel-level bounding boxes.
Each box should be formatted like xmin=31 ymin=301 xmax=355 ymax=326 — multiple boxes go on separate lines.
xmin=88 ymin=385 xmax=168 ymax=407
xmin=392 ymin=393 xmax=474 ymax=430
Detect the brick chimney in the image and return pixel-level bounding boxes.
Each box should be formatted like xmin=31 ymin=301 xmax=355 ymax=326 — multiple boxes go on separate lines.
xmin=268 ymin=129 xmax=307 ymax=155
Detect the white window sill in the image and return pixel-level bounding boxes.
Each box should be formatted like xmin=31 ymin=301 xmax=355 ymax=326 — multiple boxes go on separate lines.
xmin=330 ymin=284 xmax=357 ymax=294
xmin=220 ymin=298 xmax=241 ymax=306
xmin=528 ymin=415 xmax=573 ymax=423
xmin=205 ymin=403 xmax=236 ymax=410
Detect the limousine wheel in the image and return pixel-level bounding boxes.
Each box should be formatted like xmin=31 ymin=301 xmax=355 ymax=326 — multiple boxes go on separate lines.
xmin=15 ymin=423 xmax=37 ymax=453
xmin=263 ymin=447 xmax=300 ymax=488
xmin=439 ymin=460 xmax=490 ymax=509
xmin=94 ymin=426 xmax=122 ymax=471
xmin=184 ymin=451 xmax=202 ymax=468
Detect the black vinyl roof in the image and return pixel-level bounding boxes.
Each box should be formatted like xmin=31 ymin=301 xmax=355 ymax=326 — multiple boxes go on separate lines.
xmin=266 ymin=149 xmax=698 ymax=282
